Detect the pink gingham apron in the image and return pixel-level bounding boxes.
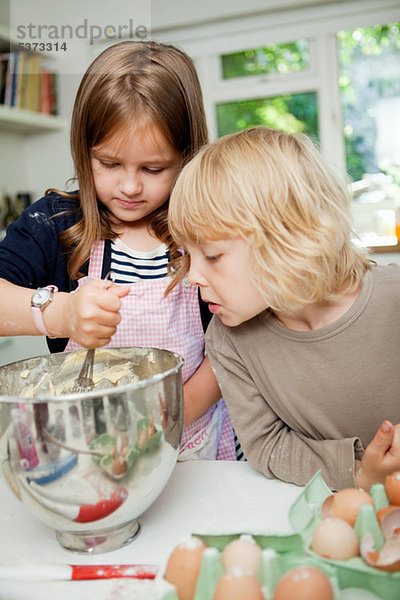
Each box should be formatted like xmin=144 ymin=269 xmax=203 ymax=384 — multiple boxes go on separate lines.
xmin=65 ymin=240 xmax=236 ymax=460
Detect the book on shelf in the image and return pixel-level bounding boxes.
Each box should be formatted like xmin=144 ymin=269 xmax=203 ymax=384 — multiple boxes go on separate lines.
xmin=49 ymin=71 xmax=57 ymax=115
xmin=0 ymin=50 xmax=58 ymax=116
xmin=40 ymin=69 xmax=57 ymax=115
xmin=24 ymin=55 xmax=42 ymax=111
xmin=40 ymin=69 xmax=51 ymax=114
xmin=3 ymin=52 xmax=18 ymax=107
xmin=15 ymin=51 xmax=26 ymax=108
xmin=0 ymin=54 xmax=9 ymax=104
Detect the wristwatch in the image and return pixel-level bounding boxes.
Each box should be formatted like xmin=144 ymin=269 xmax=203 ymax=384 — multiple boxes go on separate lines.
xmin=31 ymin=285 xmax=58 ymax=336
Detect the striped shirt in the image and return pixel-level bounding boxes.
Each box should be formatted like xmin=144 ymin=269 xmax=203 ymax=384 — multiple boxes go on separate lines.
xmin=110 ymin=238 xmax=169 ymax=283
xmin=235 ymin=433 xmax=247 ymax=461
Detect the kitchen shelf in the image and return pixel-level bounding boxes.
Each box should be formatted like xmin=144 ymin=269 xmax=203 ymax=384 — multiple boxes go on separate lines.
xmin=0 ymin=104 xmax=67 ymax=133
xmin=0 ymin=23 xmax=65 ymax=134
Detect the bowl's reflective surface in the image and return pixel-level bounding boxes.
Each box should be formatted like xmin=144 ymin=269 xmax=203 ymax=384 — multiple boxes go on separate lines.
xmin=0 ymin=347 xmax=184 ymax=554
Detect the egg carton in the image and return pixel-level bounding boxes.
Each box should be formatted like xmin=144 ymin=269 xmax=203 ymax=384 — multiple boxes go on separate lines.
xmin=288 ymin=470 xmax=400 ymax=600
xmin=158 ymin=533 xmax=341 ymax=600
xmin=158 ymin=531 xmax=387 ymax=599
xmin=159 ymin=470 xmax=399 ymax=600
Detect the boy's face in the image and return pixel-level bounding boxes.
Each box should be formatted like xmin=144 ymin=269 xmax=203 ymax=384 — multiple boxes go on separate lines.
xmin=185 ymin=238 xmax=267 ymax=327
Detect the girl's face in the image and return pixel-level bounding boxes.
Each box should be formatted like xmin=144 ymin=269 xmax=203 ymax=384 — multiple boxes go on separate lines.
xmin=90 ymin=123 xmax=181 ymax=230
xmin=185 ymin=238 xmax=268 ymax=327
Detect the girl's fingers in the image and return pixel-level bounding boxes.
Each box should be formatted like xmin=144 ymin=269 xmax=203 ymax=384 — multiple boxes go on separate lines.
xmin=90 ymin=282 xmax=130 ymax=311
xmin=68 ymin=280 xmax=130 ymax=346
xmin=89 ymin=280 xmax=130 ymax=297
xmin=107 ymin=282 xmax=130 ymax=297
xmin=73 ymin=282 xmax=127 ymax=314
xmin=73 ymin=323 xmax=119 ymax=348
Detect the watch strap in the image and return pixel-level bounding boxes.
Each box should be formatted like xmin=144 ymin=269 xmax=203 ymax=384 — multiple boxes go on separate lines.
xmin=31 ymin=285 xmax=58 ymax=336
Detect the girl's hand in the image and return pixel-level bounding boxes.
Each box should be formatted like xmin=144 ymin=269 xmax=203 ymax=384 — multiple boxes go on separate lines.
xmin=51 ymin=280 xmax=130 ymax=347
xmin=355 ymin=420 xmax=400 ymax=490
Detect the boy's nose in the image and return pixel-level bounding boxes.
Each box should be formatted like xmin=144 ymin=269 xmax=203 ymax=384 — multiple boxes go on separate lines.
xmin=187 ymin=262 xmax=207 ymax=288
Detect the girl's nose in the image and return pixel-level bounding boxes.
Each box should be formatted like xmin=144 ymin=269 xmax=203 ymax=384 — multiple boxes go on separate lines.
xmin=119 ymin=171 xmax=142 ymax=196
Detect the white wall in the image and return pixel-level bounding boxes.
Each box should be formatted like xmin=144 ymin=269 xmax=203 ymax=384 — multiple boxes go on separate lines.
xmin=149 ymin=0 xmax=348 ymax=30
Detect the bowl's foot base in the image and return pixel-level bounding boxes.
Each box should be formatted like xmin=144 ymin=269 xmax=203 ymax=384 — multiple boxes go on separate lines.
xmin=56 ymin=519 xmax=141 ymax=554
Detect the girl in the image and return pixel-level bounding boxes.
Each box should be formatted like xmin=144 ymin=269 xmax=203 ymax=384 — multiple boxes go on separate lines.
xmin=168 ymin=125 xmax=400 ymax=490
xmin=0 ymin=41 xmax=236 ymax=461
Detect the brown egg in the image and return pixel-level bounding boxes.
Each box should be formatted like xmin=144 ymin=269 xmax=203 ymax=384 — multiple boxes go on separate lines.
xmin=221 ymin=535 xmax=261 ymax=574
xmin=164 ymin=536 xmax=207 ymax=600
xmin=385 ymin=472 xmax=400 ymax=505
xmin=273 ymin=565 xmax=334 ymax=600
xmin=376 ymin=504 xmax=399 ymax=526
xmin=311 ymin=517 xmax=359 ymax=560
xmin=213 ymin=571 xmax=264 ymax=600
xmin=322 ymin=488 xmax=374 ymax=527
xmin=361 ymin=532 xmax=400 ymax=572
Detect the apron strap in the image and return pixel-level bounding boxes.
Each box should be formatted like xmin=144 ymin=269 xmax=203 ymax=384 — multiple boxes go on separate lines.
xmin=88 ymin=240 xmax=105 ymax=280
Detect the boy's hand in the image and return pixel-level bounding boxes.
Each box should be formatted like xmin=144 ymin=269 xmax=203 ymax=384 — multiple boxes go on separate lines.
xmin=355 ymin=420 xmax=400 ymax=490
xmin=51 ymin=279 xmax=130 ymax=347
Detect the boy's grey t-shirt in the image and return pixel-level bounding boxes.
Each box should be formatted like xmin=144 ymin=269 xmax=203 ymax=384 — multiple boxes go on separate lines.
xmin=206 ymin=263 xmax=400 ymax=490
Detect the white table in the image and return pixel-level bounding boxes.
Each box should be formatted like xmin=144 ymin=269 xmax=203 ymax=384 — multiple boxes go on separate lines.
xmin=0 ymin=461 xmax=302 ymax=599
xmin=0 ymin=461 xmax=381 ymax=600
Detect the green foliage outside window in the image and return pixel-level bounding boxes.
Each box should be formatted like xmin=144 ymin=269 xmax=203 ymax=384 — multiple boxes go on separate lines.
xmin=221 ymin=40 xmax=309 ymax=79
xmin=216 ymin=93 xmax=319 ymax=140
xmin=337 ymin=23 xmax=400 ymax=183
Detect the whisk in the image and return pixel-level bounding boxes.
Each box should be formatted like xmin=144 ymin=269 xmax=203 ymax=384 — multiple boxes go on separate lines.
xmin=71 ymin=272 xmax=113 ymax=393
xmin=72 ymin=348 xmax=95 ymax=393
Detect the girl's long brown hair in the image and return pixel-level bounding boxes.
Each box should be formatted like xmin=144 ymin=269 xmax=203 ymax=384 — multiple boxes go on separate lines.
xmin=55 ymin=40 xmax=208 ymax=279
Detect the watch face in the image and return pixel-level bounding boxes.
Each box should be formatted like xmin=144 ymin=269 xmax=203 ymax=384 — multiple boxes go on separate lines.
xmin=32 ymin=287 xmax=52 ymax=307
xmin=36 ymin=289 xmax=50 ymax=302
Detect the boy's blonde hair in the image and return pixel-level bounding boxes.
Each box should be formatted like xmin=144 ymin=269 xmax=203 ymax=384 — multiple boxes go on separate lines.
xmin=168 ymin=126 xmax=373 ymax=313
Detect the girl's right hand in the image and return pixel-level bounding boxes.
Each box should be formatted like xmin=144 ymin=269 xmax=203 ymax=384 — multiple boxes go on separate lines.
xmin=355 ymin=420 xmax=400 ymax=490
xmin=50 ymin=279 xmax=130 ymax=347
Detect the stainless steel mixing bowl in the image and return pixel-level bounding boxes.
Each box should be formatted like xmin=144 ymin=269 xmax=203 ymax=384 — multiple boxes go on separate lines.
xmin=0 ymin=347 xmax=184 ymax=554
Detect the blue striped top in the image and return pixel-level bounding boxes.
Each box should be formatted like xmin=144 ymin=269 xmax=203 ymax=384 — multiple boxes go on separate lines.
xmin=110 ymin=238 xmax=169 ymax=284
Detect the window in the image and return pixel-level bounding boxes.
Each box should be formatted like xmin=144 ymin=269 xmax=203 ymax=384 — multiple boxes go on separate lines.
xmin=215 ymin=38 xmax=319 ymax=140
xmin=337 ymin=24 xmax=400 ymax=247
xmin=179 ymin=2 xmax=400 ymax=251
